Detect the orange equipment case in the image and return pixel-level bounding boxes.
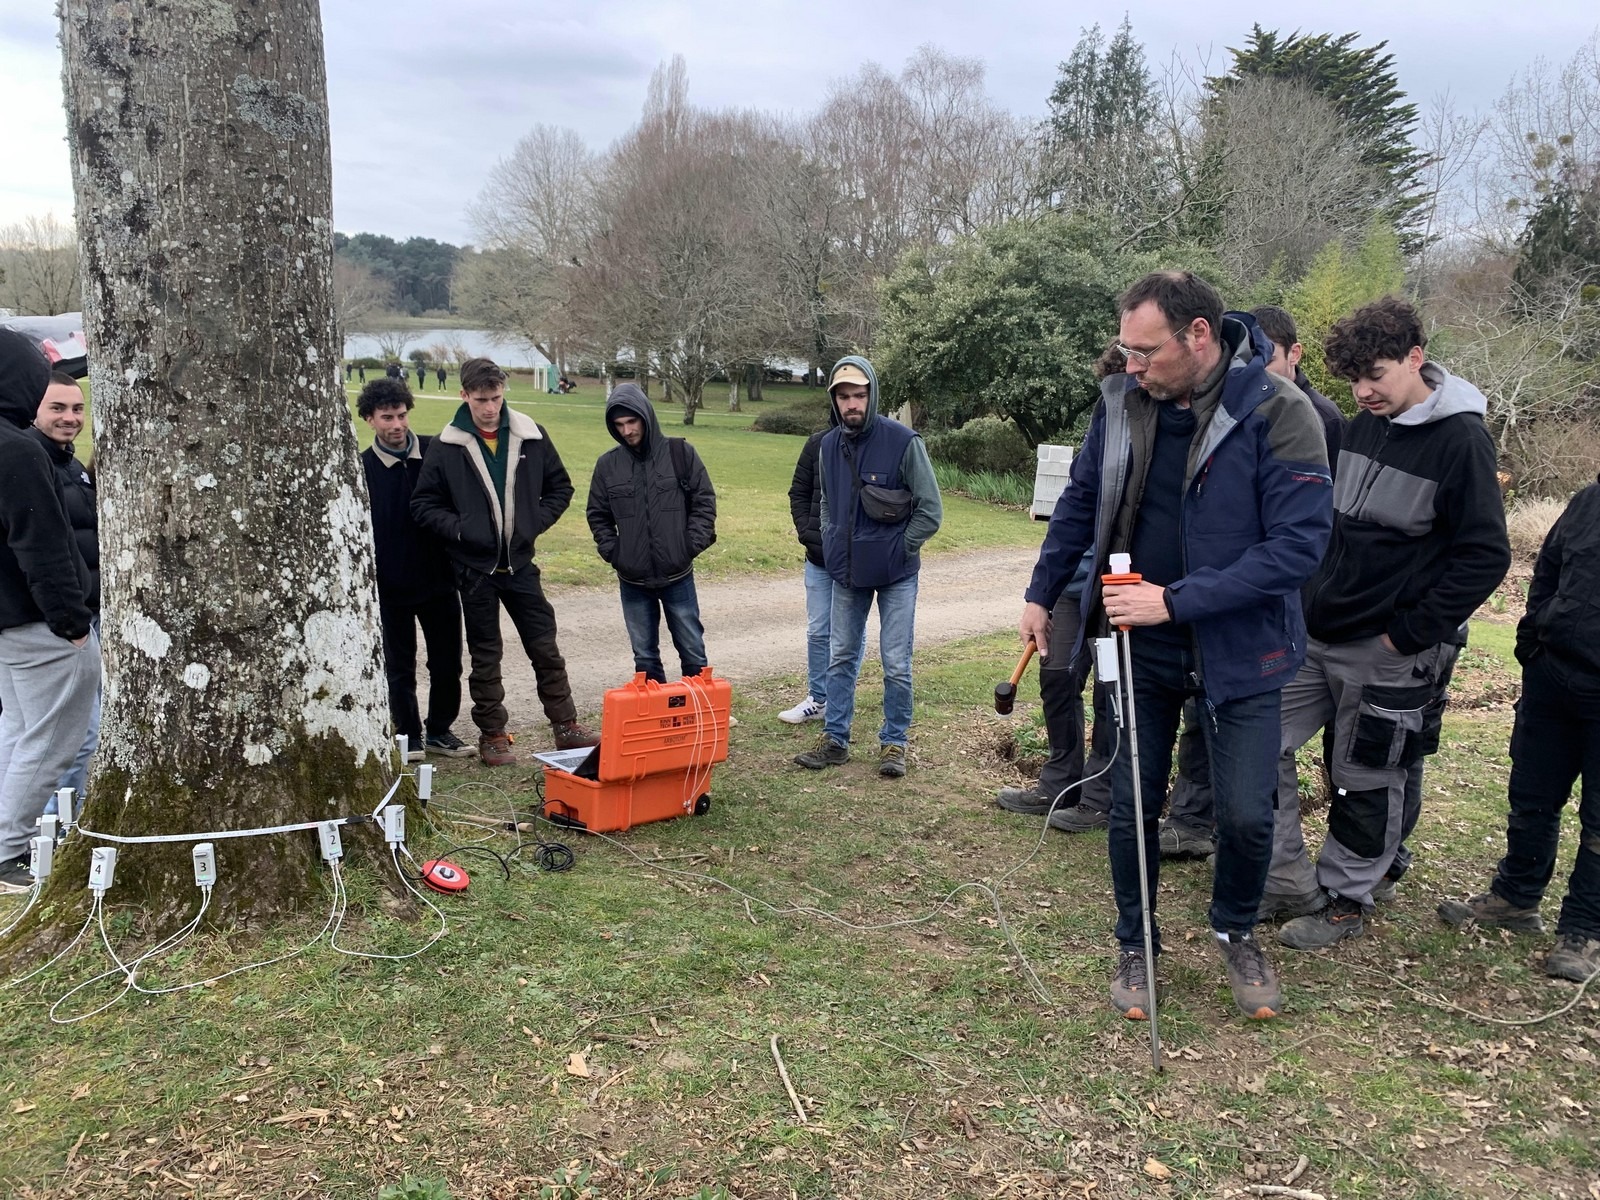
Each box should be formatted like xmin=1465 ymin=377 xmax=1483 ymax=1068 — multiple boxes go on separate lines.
xmin=541 ymin=669 xmax=732 ymax=833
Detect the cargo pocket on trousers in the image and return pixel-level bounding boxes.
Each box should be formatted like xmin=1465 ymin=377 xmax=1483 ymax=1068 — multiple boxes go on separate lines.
xmin=1328 ymin=784 xmax=1391 ymax=859
xmin=1407 ymin=692 xmax=1448 ymax=761
xmin=1348 ymin=682 xmax=1432 ymax=770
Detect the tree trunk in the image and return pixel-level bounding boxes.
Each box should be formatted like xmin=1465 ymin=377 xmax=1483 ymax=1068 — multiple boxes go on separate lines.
xmin=42 ymin=0 xmax=390 ymax=926
xmin=727 ymin=373 xmax=740 ymax=413
xmin=745 ymin=363 xmax=764 ymax=403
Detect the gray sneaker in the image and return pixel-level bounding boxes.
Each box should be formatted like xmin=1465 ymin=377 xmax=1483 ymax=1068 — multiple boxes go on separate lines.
xmin=1370 ymin=877 xmax=1398 ymax=905
xmin=1545 ymin=933 xmax=1600 ymax=982
xmin=1048 ymin=804 xmax=1109 ymax=833
xmin=1158 ymin=822 xmax=1215 ymax=860
xmin=1437 ymin=891 xmax=1544 ymax=933
xmin=877 ymin=744 xmax=907 ymax=779
xmin=1214 ymin=933 xmax=1282 ymax=1019
xmin=995 ymin=784 xmax=1056 ymax=815
xmin=794 ymin=735 xmax=849 ymax=770
xmin=1254 ymin=888 xmax=1327 ymax=924
xmin=1109 ymin=949 xmax=1153 ymax=1020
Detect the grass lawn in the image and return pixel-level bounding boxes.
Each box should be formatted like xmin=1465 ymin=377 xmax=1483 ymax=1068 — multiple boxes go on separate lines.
xmin=2 ymin=619 xmax=1595 ymax=1199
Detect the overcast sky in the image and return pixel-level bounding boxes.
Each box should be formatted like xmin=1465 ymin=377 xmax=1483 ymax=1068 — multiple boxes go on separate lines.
xmin=1 ymin=1 xmax=1595 ymax=245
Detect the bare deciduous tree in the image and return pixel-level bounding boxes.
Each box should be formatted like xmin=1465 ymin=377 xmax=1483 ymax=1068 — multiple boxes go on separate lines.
xmin=0 ymin=214 xmax=81 ymax=315
xmin=1200 ymin=76 xmax=1384 ymax=284
xmin=332 ymin=256 xmax=391 ymax=339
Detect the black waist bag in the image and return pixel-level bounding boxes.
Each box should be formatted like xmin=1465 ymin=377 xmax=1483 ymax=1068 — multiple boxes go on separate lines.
xmin=860 ymin=484 xmax=914 ymax=523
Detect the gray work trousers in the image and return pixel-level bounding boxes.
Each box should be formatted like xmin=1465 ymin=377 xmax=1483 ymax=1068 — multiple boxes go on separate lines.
xmin=0 ymin=622 xmax=101 ymax=863
xmin=1268 ymin=633 xmax=1445 ymax=906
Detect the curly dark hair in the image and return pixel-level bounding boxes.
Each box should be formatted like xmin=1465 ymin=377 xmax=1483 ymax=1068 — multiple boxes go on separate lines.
xmin=356 ymin=376 xmax=413 ymax=419
xmin=1093 ymin=338 xmax=1127 ymax=380
xmin=1324 ymin=296 xmax=1427 ymax=381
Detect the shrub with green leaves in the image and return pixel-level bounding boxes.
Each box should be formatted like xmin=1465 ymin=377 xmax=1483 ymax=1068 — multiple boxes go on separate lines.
xmin=750 ymin=395 xmax=832 ymax=436
xmin=925 ymin=415 xmax=1036 ymax=476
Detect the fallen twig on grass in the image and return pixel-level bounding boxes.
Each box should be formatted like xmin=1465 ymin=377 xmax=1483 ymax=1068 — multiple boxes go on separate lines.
xmin=1245 ymin=1186 xmax=1325 ymax=1200
xmin=1284 ymin=1155 xmax=1310 ymax=1185
xmin=770 ymin=1035 xmax=807 ymax=1124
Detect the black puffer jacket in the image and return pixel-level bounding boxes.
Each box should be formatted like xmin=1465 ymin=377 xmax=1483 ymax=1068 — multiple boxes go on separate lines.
xmin=0 ymin=330 xmax=91 ymax=639
xmin=788 ymin=429 xmax=827 ymax=568
xmin=1517 ymin=475 xmax=1600 ymax=684
xmin=29 ymin=429 xmax=98 ymax=614
xmin=586 ymin=384 xmax=716 ymax=588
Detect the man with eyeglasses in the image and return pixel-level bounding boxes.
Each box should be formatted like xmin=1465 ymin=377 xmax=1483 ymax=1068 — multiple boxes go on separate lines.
xmin=1020 ymin=271 xmax=1332 ymax=1022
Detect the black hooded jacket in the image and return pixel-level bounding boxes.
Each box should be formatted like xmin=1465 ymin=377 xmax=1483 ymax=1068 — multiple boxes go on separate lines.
xmin=585 ymin=384 xmax=717 ymax=589
xmin=0 ymin=330 xmax=92 ymax=639
xmin=29 ymin=429 xmax=98 ymax=614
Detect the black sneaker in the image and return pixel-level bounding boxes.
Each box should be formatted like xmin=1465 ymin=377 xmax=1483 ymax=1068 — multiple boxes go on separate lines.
xmin=425 ymin=730 xmax=474 ymax=758
xmin=794 ymin=735 xmax=849 ymax=770
xmin=1214 ymin=933 xmax=1282 ymax=1019
xmin=877 ymin=744 xmax=907 ymax=779
xmin=1109 ymin=950 xmax=1153 ymax=1020
xmin=1048 ymin=804 xmax=1109 ymax=833
xmin=995 ymin=785 xmax=1056 ymax=815
xmin=0 ymin=856 xmax=34 ymax=895
xmin=1158 ymin=822 xmax=1215 ymax=860
xmin=1254 ymin=888 xmax=1327 ymax=924
xmin=1279 ymin=895 xmax=1365 ymax=950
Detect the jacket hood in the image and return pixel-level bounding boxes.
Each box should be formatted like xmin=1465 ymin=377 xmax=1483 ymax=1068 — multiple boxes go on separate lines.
xmin=0 ymin=328 xmax=50 ymax=429
xmin=829 ymin=355 xmax=880 ymax=437
xmin=604 ymin=382 xmax=662 ymax=456
xmin=1392 ymin=362 xmax=1490 ymax=426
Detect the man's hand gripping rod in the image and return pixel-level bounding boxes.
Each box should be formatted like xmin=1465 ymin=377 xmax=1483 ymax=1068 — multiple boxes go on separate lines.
xmin=1100 ymin=551 xmax=1162 ymax=1072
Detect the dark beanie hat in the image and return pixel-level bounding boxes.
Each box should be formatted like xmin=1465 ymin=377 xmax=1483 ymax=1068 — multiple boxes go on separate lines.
xmin=0 ymin=328 xmax=51 ymax=429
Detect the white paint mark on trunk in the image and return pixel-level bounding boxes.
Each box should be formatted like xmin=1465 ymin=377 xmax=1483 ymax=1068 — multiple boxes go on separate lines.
xmin=182 ymin=662 xmax=211 ymax=689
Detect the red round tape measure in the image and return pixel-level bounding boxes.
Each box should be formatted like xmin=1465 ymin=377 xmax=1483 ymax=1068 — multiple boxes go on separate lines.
xmin=420 ymin=859 xmax=469 ymax=894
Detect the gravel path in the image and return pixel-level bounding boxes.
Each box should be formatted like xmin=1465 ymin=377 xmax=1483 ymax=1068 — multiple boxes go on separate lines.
xmin=493 ymin=546 xmax=1041 ymax=722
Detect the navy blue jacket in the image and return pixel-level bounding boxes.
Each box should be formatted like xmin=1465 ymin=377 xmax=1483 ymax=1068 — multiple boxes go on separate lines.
xmin=1026 ymin=313 xmax=1333 ymax=706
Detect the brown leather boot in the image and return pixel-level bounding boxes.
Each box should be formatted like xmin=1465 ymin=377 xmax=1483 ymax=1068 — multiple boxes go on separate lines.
xmin=478 ymin=731 xmax=516 ymax=767
xmin=552 ymin=719 xmax=600 ymax=749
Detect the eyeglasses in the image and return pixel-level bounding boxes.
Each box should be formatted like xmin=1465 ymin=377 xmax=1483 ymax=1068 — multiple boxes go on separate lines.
xmin=1115 ymin=327 xmax=1184 ymax=367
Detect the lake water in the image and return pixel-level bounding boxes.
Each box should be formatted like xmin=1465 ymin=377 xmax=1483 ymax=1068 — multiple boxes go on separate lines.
xmin=342 ymin=328 xmax=549 ymax=367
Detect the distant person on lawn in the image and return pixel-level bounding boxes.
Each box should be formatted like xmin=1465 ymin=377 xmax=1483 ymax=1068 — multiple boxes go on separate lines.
xmin=410 ymin=357 xmax=598 ymax=764
xmin=793 ymin=357 xmax=942 ymax=780
xmin=585 ymin=384 xmax=718 ymax=683
xmin=357 ymin=377 xmax=471 ymax=763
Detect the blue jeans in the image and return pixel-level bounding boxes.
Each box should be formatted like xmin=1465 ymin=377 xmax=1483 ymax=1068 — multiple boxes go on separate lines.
xmin=824 ymin=573 xmax=918 ymax=748
xmin=620 ymin=575 xmax=707 ymax=683
xmin=804 ymin=560 xmax=831 ymax=704
xmin=1108 ymin=634 xmax=1280 ymax=953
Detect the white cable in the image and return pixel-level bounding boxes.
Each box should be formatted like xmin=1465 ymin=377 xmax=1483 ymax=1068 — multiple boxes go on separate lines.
xmin=132 ymin=880 xmax=343 ymax=995
xmin=73 ymin=773 xmax=408 ymax=846
xmin=49 ymin=889 xmax=213 ymax=1023
xmin=6 ymin=902 xmax=96 ymax=988
xmin=326 ymin=852 xmax=447 ymax=962
xmin=0 ymin=883 xmax=41 ymax=938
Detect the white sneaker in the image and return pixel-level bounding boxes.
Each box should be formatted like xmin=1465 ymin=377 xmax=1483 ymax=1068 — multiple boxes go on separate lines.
xmin=778 ymin=696 xmax=825 ymax=724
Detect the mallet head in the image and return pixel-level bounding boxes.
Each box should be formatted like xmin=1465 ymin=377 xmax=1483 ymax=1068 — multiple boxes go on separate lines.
xmin=993 ymin=680 xmax=1017 ymax=715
